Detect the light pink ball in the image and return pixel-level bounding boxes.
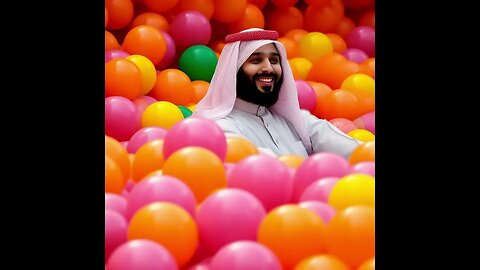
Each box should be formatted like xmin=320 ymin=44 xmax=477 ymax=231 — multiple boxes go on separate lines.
xmin=299 ymin=177 xmax=340 ymax=203
xmin=105 ymin=96 xmax=141 ymax=141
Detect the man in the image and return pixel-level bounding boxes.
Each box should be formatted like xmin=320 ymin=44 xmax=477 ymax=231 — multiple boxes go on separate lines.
xmin=192 ymin=28 xmax=360 ymax=158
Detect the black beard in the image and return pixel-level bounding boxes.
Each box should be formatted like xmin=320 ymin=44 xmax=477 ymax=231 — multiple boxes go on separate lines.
xmin=236 ymin=69 xmax=283 ymax=107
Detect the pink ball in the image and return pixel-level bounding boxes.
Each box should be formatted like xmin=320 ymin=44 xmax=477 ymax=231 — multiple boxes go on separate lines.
xmin=105 ymin=210 xmax=128 ymax=261
xmin=126 ymin=175 xmax=197 ymax=220
xmin=123 ymin=179 xmax=136 ymax=192
xmin=163 ymin=117 xmax=227 ymax=160
xmin=351 ymin=161 xmax=375 ymax=177
xmin=156 ymin=31 xmax=177 ymax=70
xmin=119 ymin=141 xmax=129 ymax=149
xmin=341 ymin=48 xmax=369 ymax=64
xmin=228 ymin=155 xmax=293 ymax=211
xmin=106 ymin=239 xmax=177 ymax=270
xmin=292 ymin=153 xmax=350 ymax=202
xmin=186 ymin=258 xmax=211 ymax=270
xmin=105 ymin=49 xmax=130 ymax=62
xmin=298 ymin=201 xmax=336 ymax=223
xmin=210 ymin=241 xmax=282 ymax=270
xmin=133 ymin=95 xmax=158 ymax=113
xmin=196 ymin=189 xmax=266 ymax=255
xmin=295 ymin=80 xmax=317 ymax=113
xmin=127 ymin=127 xmax=168 ymax=154
xmin=169 ymin=11 xmax=212 ymax=51
xmin=299 ymin=177 xmax=340 ymax=203
xmin=105 ymin=96 xmax=141 ymax=141
xmin=353 ymin=111 xmax=375 ymax=134
xmin=346 ymin=26 xmax=375 ymax=57
xmin=329 ymin=118 xmax=357 ymax=133
xmin=105 ymin=193 xmax=128 ymax=217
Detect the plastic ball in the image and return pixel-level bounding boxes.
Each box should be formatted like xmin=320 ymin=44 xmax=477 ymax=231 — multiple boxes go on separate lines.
xmin=128 ymin=202 xmax=198 ymax=267
xmin=294 ymin=254 xmax=350 ymax=270
xmin=105 ymin=32 xmax=120 ymax=51
xmin=177 ymin=0 xmax=215 ymax=20
xmin=126 ymin=54 xmax=157 ymax=96
xmin=351 ymin=161 xmax=375 ymax=177
xmin=298 ymin=201 xmax=337 ymax=224
xmin=346 ymin=26 xmax=375 ymax=57
xmin=105 ymin=193 xmax=128 ymax=218
xmin=179 ymin=45 xmax=218 ymax=82
xmin=196 ymin=189 xmax=266 ymax=254
xmin=169 ymin=11 xmax=212 ymax=50
xmin=212 ymin=0 xmax=247 ymax=23
xmin=149 ymin=69 xmax=195 ymax=106
xmin=348 ymin=141 xmax=375 ymax=165
xmin=295 ymin=79 xmax=317 ymax=113
xmin=127 ymin=126 xmax=167 ymax=154
xmin=347 ymin=129 xmax=375 ymax=142
xmin=266 ymin=6 xmax=304 ymax=36
xmin=106 ymin=135 xmax=131 ymax=181
xmin=105 ymin=155 xmax=125 ymax=194
xmin=191 ymin=80 xmax=210 ymax=103
xmin=225 ymin=136 xmax=259 ymax=163
xmin=155 ymin=31 xmax=177 ymax=70
xmin=299 ymin=32 xmax=333 ymax=64
xmin=105 ymin=59 xmax=142 ymax=100
xmin=229 ymin=3 xmax=265 ymax=33
xmin=210 ymin=241 xmax=282 ymax=270
xmin=358 ymin=257 xmax=375 ymax=270
xmin=341 ymin=48 xmax=369 ymax=64
xmin=141 ymin=101 xmax=184 ymax=129
xmin=129 ymin=12 xmax=169 ymax=32
xmin=328 ymin=118 xmax=357 ymax=134
xmin=299 ymin=177 xmax=340 ymax=204
xmin=122 ymin=25 xmax=167 ymax=65
xmin=105 ymin=0 xmax=134 ymax=30
xmin=328 ymin=173 xmax=375 ymax=211
xmin=178 ymin=105 xmax=193 ymax=118
xmin=105 ymin=96 xmax=141 ymax=141
xmin=326 ymin=33 xmax=347 ymax=53
xmin=278 ymin=154 xmax=305 ymax=169
xmin=105 ymin=210 xmax=128 ymax=261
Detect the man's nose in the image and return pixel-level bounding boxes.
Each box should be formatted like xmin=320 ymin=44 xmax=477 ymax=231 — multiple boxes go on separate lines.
xmin=260 ymin=59 xmax=274 ymax=72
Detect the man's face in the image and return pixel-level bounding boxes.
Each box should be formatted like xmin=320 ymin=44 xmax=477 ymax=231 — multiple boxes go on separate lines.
xmin=236 ymin=43 xmax=283 ymax=107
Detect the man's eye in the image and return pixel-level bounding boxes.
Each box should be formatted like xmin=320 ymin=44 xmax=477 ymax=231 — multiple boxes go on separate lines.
xmin=250 ymin=58 xmax=261 ymax=64
xmin=270 ymin=58 xmax=279 ymax=64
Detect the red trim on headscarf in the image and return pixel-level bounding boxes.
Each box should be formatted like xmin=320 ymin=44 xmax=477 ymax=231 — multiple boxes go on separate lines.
xmin=225 ymin=30 xmax=279 ymax=43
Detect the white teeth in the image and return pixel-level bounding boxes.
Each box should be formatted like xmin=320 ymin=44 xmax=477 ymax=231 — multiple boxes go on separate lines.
xmin=258 ymin=78 xmax=273 ymax=82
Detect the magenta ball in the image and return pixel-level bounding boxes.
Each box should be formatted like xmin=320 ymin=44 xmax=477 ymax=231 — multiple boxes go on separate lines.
xmin=105 ymin=193 xmax=128 ymax=218
xmin=106 ymin=239 xmax=178 ymax=270
xmin=105 ymin=96 xmax=141 ymax=141
xmin=341 ymin=48 xmax=369 ymax=64
xmin=196 ymin=189 xmax=266 ymax=255
xmin=126 ymin=175 xmax=197 ymax=220
xmin=295 ymin=80 xmax=317 ymax=113
xmin=169 ymin=11 xmax=212 ymax=50
xmin=292 ymin=153 xmax=350 ymax=202
xmin=360 ymin=111 xmax=375 ymax=134
xmin=298 ymin=201 xmax=336 ymax=223
xmin=133 ymin=95 xmax=158 ymax=113
xmin=186 ymin=258 xmax=211 ymax=270
xmin=351 ymin=161 xmax=375 ymax=177
xmin=105 ymin=49 xmax=130 ymax=62
xmin=329 ymin=118 xmax=357 ymax=133
xmin=346 ymin=26 xmax=375 ymax=57
xmin=123 ymin=179 xmax=136 ymax=192
xmin=105 ymin=210 xmax=128 ymax=261
xmin=299 ymin=177 xmax=340 ymax=203
xmin=163 ymin=117 xmax=227 ymax=160
xmin=156 ymin=31 xmax=177 ymax=70
xmin=210 ymin=241 xmax=282 ymax=270
xmin=127 ymin=127 xmax=168 ymax=154
xmin=228 ymin=155 xmax=293 ymax=211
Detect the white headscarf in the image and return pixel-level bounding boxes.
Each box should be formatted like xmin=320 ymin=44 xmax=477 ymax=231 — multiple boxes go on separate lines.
xmin=192 ymin=28 xmax=312 ymax=151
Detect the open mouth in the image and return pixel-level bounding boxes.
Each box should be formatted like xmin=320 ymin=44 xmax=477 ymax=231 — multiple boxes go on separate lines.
xmin=255 ymin=76 xmax=275 ymax=93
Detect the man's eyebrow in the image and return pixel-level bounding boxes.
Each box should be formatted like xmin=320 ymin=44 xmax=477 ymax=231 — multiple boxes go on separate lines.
xmin=249 ymin=52 xmax=280 ymax=57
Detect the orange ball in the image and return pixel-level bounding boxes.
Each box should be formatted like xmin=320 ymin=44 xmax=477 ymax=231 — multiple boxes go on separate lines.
xmin=162 ymin=146 xmax=226 ymax=202
xmin=258 ymin=205 xmax=327 ymax=269
xmin=131 ymin=139 xmax=165 ymax=183
xmin=225 ymin=136 xmax=259 ymax=163
xmin=106 ymin=136 xmax=130 ymax=182
xmin=105 ymin=155 xmax=125 ymax=194
xmin=128 ymin=202 xmax=198 ymax=267
xmin=143 ymin=0 xmax=179 ymax=13
xmin=191 ymin=80 xmax=210 ymax=103
xmin=105 ymin=7 xmax=108 ymax=28
xmin=149 ymin=69 xmax=194 ymax=106
xmin=105 ymin=0 xmax=134 ymax=30
xmin=277 ymin=37 xmax=299 ymax=59
xmin=304 ymin=0 xmax=344 ymax=33
xmin=348 ymin=141 xmax=375 ymax=165
xmin=266 ymin=6 xmax=304 ymax=36
xmin=326 ymin=206 xmax=375 ymax=269
xmin=122 ymin=25 xmax=167 ymax=65
xmin=307 ymin=81 xmax=333 ymax=102
xmin=360 ymin=58 xmax=375 ymax=76
xmin=213 ymin=0 xmax=247 ymax=23
xmin=177 ymin=0 xmax=214 ymax=20
xmin=105 ymin=30 xmax=120 ymax=51
xmin=105 ymin=58 xmax=142 ymax=100
xmin=229 ymin=3 xmax=265 ymax=33
xmin=278 ymin=154 xmax=304 ymax=169
xmin=129 ymin=12 xmax=169 ymax=32
xmin=358 ymin=257 xmax=375 ymax=270
xmin=326 ymin=33 xmax=347 ymax=53
xmin=294 ymin=254 xmax=351 ymax=270
xmin=307 ymin=52 xmax=359 ymax=89
xmin=315 ymin=89 xmax=360 ymax=120
xmin=249 ymin=0 xmax=268 ymax=9
xmin=284 ymin=28 xmax=308 ymax=44
xmin=335 ymin=16 xmax=356 ymax=39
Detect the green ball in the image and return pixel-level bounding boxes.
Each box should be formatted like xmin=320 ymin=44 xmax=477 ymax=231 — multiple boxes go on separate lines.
xmin=178 ymin=105 xmax=193 ymax=118
xmin=178 ymin=45 xmax=218 ymax=82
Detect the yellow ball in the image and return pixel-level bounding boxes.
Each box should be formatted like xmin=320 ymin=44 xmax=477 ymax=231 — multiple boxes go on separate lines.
xmin=288 ymin=57 xmax=312 ymax=80
xmin=126 ymin=54 xmax=157 ymax=96
xmin=347 ymin=129 xmax=375 ymax=142
xmin=141 ymin=101 xmax=184 ymax=129
xmin=328 ymin=173 xmax=375 ymax=211
xmin=299 ymin=32 xmax=333 ymax=63
xmin=341 ymin=73 xmax=375 ymax=98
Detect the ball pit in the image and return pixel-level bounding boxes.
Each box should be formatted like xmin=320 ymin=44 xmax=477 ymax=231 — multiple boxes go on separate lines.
xmin=105 ymin=1 xmax=375 ymax=268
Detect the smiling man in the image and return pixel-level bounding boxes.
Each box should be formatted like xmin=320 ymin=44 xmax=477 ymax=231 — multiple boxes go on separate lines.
xmin=192 ymin=28 xmax=360 ymax=158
